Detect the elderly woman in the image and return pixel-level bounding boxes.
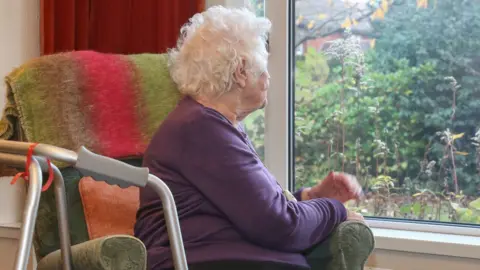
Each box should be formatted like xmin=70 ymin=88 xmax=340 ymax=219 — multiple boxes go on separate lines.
xmin=134 ymin=6 xmax=364 ymax=270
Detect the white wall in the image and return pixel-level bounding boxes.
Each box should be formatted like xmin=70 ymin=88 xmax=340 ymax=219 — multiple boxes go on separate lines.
xmin=0 ymin=1 xmax=39 ymax=268
xmin=0 ymin=0 xmax=40 ymax=110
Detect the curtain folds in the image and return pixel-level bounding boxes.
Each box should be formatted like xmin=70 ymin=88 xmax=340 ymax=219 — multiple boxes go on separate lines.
xmin=40 ymin=0 xmax=205 ymax=55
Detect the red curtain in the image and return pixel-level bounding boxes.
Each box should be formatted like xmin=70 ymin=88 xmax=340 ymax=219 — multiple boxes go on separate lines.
xmin=40 ymin=0 xmax=205 ymax=55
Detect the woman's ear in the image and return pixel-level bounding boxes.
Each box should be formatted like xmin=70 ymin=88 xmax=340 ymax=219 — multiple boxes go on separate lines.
xmin=233 ymin=60 xmax=247 ymax=88
xmin=266 ymin=34 xmax=270 ymax=53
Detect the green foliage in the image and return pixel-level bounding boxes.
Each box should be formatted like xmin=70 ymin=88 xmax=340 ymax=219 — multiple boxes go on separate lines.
xmin=294 ymin=51 xmax=437 ymax=189
xmin=243 ymin=109 xmax=265 ymax=161
xmin=370 ymin=0 xmax=480 ymax=195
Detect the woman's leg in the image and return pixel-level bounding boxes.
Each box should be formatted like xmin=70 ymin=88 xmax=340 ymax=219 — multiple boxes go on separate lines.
xmin=303 ymin=240 xmax=333 ymax=269
xmin=187 ymin=260 xmax=307 ymax=270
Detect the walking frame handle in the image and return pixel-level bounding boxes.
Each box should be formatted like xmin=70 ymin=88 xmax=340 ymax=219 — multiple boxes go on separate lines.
xmin=75 ymin=146 xmax=149 ymax=188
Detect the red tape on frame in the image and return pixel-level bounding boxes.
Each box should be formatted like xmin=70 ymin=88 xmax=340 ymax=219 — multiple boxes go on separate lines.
xmin=10 ymin=143 xmax=54 ymax=192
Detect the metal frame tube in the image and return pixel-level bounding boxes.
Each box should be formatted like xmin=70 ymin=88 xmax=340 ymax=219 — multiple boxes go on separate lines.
xmin=0 ymin=140 xmax=77 ymax=164
xmin=21 ymin=155 xmax=73 ymax=268
xmin=0 ymin=153 xmax=72 ymax=270
xmin=14 ymin=158 xmax=42 ymax=270
xmin=0 ymin=140 xmax=75 ymax=269
xmin=147 ymin=175 xmax=188 ymax=270
xmin=0 ymin=152 xmax=29 ymax=167
xmin=51 ymin=164 xmax=73 ymax=270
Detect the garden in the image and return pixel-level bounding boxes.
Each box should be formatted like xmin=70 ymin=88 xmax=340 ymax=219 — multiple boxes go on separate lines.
xmin=244 ymin=0 xmax=480 ymax=224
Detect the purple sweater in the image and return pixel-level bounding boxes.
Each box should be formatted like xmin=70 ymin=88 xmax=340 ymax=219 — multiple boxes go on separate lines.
xmin=134 ymin=96 xmax=347 ymax=269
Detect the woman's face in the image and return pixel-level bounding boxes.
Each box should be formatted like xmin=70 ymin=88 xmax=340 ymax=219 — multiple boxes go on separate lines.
xmin=240 ymin=70 xmax=270 ymax=113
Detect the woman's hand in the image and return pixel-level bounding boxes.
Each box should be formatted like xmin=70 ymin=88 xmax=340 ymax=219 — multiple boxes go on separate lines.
xmin=306 ymin=172 xmax=362 ymax=203
xmin=347 ymin=210 xmax=366 ymax=223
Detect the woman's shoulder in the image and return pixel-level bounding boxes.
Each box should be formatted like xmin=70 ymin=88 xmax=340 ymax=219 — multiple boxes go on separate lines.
xmin=172 ymin=97 xmax=235 ymax=133
xmin=151 ymin=96 xmax=238 ymax=143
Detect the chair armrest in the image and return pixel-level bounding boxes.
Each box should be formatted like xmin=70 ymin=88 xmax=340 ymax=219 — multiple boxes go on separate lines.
xmin=37 ymin=235 xmax=146 ymax=270
xmin=308 ymin=220 xmax=375 ymax=270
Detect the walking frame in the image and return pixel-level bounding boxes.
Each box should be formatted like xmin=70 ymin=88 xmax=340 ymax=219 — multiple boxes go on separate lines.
xmin=0 ymin=140 xmax=188 ymax=270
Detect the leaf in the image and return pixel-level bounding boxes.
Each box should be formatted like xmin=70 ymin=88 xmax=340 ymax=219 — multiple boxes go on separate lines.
xmin=307 ymin=20 xmax=315 ymax=29
xmin=452 ymin=133 xmax=465 ymax=140
xmin=371 ymin=8 xmax=385 ymax=20
xmin=417 ymin=0 xmax=428 ymax=9
xmin=341 ymin=17 xmax=353 ymax=29
xmin=450 ymin=202 xmax=460 ymax=211
xmin=296 ymin=15 xmax=304 ymax=26
xmin=400 ymin=204 xmax=411 ymax=214
xmin=318 ymin=13 xmax=328 ymax=20
xmin=411 ymin=202 xmax=422 ymax=216
xmin=381 ymin=0 xmax=389 ymax=12
xmin=469 ymin=198 xmax=480 ymax=211
xmin=459 ymin=209 xmax=474 ymax=222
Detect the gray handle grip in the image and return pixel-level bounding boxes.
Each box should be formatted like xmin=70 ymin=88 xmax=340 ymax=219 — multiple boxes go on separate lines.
xmin=75 ymin=146 xmax=149 ymax=188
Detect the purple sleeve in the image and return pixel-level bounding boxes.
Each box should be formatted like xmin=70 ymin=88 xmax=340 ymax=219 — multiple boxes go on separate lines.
xmin=180 ymin=113 xmax=347 ymax=252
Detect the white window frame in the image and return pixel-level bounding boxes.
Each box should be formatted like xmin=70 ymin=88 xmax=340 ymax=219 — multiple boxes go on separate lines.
xmin=263 ymin=0 xmax=291 ymax=190
xmin=205 ymin=0 xmax=480 ymax=260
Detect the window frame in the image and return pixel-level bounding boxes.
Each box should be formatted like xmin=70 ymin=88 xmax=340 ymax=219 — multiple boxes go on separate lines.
xmin=263 ymin=0 xmax=294 ymax=191
xmin=205 ymin=0 xmax=480 ymax=258
xmin=263 ymin=0 xmax=480 ymax=237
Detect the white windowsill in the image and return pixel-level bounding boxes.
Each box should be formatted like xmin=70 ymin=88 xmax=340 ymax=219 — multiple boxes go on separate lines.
xmin=370 ymin=227 xmax=480 ymax=260
xmin=0 ymin=223 xmax=22 ymax=240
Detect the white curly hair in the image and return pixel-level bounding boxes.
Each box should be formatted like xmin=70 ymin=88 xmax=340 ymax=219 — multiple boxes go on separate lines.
xmin=168 ymin=6 xmax=271 ymax=98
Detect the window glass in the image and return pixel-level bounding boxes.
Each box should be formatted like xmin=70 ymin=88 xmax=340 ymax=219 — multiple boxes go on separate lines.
xmin=293 ymin=0 xmax=480 ymax=225
xmin=250 ymin=0 xmax=265 ymax=17
xmin=244 ymin=0 xmax=266 ymax=161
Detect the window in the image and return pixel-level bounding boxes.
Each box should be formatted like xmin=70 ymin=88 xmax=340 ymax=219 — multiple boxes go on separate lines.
xmin=244 ymin=0 xmax=480 ymax=226
xmin=250 ymin=0 xmax=265 ymax=17
xmin=292 ymin=0 xmax=480 ymax=226
xmin=243 ymin=0 xmax=266 ymax=161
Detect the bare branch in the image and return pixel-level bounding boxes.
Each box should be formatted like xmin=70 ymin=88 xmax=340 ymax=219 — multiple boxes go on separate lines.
xmin=294 ymin=0 xmax=405 ymax=49
xmin=295 ymin=7 xmax=376 ymax=49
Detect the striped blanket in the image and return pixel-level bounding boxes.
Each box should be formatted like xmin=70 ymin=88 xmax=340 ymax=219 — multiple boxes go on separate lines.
xmin=0 ymin=51 xmax=181 ymax=162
